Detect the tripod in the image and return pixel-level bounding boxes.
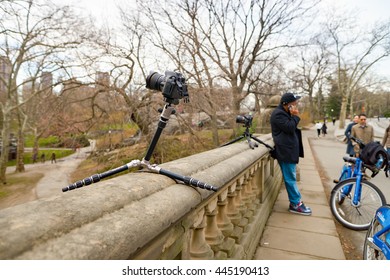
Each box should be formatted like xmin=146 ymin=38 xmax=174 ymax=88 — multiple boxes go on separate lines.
xmin=221 ymin=125 xmax=274 ymax=151
xmin=62 ymin=102 xmax=217 ymax=192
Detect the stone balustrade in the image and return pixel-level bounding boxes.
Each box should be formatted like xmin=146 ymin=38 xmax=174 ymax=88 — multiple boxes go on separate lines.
xmin=0 ymin=134 xmax=282 ymax=260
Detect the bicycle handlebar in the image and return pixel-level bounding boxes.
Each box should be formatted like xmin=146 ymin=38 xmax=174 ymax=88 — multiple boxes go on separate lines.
xmin=350 ymin=136 xmax=365 ymax=149
xmin=342 ymin=155 xmax=379 ymax=175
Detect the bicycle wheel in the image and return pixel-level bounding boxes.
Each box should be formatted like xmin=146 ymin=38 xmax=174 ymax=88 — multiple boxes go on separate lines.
xmin=330 ymin=178 xmax=386 ymax=230
xmin=363 ymin=219 xmax=387 ymax=260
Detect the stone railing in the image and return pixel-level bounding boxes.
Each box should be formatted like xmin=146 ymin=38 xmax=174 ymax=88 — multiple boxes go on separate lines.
xmin=0 ymin=134 xmax=282 ymax=260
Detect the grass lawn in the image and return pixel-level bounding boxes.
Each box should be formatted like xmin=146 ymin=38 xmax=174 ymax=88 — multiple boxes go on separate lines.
xmin=7 ymin=149 xmax=74 ymax=166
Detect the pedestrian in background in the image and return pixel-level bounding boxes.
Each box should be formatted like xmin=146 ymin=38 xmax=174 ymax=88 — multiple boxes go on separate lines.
xmin=270 ymin=92 xmax=311 ymax=216
xmin=351 ymin=113 xmax=374 ymax=156
xmin=40 ymin=153 xmax=45 ymax=163
xmin=321 ymin=122 xmax=327 ymax=137
xmin=382 ymin=124 xmax=390 ymax=155
xmin=315 ymin=121 xmax=322 ymax=137
xmin=51 ymin=152 xmax=56 ymax=164
xmin=344 ymin=115 xmax=359 ymax=156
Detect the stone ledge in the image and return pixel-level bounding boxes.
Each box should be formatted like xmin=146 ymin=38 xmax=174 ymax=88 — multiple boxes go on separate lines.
xmin=0 ymin=134 xmax=279 ymax=260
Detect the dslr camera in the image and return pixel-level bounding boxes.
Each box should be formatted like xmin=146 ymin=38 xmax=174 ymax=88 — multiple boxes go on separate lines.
xmin=236 ymin=114 xmax=253 ymax=128
xmin=146 ymin=70 xmax=189 ymax=105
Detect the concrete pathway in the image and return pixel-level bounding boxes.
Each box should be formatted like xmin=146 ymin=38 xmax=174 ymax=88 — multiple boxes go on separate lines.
xmin=36 ymin=141 xmax=96 ymax=198
xmin=254 ymin=130 xmax=346 ymax=260
xmin=7 ymin=141 xmax=95 ymax=199
xmin=254 ymin=117 xmax=389 ymax=260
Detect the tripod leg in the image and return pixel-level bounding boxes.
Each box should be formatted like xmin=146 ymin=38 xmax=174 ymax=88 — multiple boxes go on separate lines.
xmin=220 ymin=135 xmax=245 ymax=147
xmin=148 ymin=164 xmax=217 ymax=192
xmin=250 ymin=135 xmax=274 ymax=150
xmin=248 ymin=139 xmax=258 ymax=149
xmin=245 ymin=134 xmax=258 ymax=149
xmin=62 ymin=160 xmax=141 ymax=192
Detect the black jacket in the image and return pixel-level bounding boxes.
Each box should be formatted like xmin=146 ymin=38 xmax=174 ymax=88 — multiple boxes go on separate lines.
xmin=270 ymin=104 xmax=304 ymax=163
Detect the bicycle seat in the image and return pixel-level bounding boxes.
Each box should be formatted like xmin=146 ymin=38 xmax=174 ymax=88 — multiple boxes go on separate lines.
xmin=342 ymin=156 xmax=357 ymax=164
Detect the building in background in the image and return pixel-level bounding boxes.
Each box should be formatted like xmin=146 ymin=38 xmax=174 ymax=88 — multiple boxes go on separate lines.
xmin=96 ymin=71 xmax=110 ymax=89
xmin=40 ymin=71 xmax=53 ymax=94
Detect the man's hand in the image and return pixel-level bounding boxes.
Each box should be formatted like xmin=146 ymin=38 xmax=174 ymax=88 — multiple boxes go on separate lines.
xmin=289 ymin=105 xmax=299 ymax=116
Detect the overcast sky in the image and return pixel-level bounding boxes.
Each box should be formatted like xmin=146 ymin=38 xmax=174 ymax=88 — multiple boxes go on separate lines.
xmin=58 ymin=0 xmax=390 ymax=24
xmin=54 ymin=0 xmax=390 ymax=78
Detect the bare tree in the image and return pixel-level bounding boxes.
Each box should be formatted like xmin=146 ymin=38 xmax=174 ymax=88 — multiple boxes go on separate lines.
xmin=96 ymin=9 xmax=158 ymax=139
xmin=324 ymin=14 xmax=390 ymax=128
xmin=288 ymin=34 xmax=330 ymax=122
xmin=135 ymin=0 xmax=318 ymax=143
xmin=0 ymin=0 xmax=95 ymax=182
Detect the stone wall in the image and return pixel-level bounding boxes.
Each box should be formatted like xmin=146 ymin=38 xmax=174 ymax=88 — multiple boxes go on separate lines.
xmin=0 ymin=134 xmax=282 ymax=260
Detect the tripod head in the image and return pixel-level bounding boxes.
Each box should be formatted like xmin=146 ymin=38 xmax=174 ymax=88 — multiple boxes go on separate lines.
xmin=143 ymin=70 xmax=189 ymax=161
xmin=221 ymin=113 xmax=274 ymax=151
xmin=236 ymin=114 xmax=253 ymax=128
xmin=146 ymin=70 xmax=190 ymax=105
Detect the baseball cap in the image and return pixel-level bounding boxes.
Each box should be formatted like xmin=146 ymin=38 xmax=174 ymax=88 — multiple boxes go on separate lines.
xmin=280 ymin=92 xmax=301 ymax=105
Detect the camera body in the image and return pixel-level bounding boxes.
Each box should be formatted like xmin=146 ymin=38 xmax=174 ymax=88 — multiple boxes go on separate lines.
xmin=146 ymin=70 xmax=189 ymax=105
xmin=236 ymin=114 xmax=253 ymax=127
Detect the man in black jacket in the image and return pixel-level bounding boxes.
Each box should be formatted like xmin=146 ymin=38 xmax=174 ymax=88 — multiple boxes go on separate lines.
xmin=270 ymin=92 xmax=311 ymax=215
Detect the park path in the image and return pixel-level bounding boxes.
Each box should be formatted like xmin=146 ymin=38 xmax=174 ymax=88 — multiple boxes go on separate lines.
xmin=36 ymin=140 xmax=96 ymax=198
xmin=7 ymin=141 xmax=96 ymax=199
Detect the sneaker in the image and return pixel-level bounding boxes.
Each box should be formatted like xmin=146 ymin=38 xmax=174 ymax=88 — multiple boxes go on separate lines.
xmin=289 ymin=202 xmax=312 ymax=216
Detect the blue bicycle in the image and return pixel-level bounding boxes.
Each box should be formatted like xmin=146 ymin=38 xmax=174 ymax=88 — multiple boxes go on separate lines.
xmin=363 ymin=204 xmax=390 ymax=260
xmin=330 ymin=156 xmax=386 ymax=230
xmin=329 ymin=137 xmax=387 ymax=231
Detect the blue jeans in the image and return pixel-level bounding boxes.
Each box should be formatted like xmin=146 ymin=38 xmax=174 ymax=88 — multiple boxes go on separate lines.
xmin=279 ymin=161 xmax=301 ymax=206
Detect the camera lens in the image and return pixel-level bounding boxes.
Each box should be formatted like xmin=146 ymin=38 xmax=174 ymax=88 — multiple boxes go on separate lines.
xmin=236 ymin=115 xmax=246 ymax=124
xmin=146 ymin=71 xmax=165 ymax=91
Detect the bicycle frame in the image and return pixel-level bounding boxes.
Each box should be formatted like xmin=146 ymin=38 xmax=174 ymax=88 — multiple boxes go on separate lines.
xmin=338 ymin=156 xmax=362 ymax=182
xmin=339 ymin=163 xmax=353 ymax=180
xmin=340 ymin=157 xmax=364 ymax=206
xmin=366 ymin=205 xmax=390 ymax=259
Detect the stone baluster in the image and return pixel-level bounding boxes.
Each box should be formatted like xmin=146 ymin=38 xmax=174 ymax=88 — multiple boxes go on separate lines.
xmin=253 ymin=161 xmax=263 ymax=204
xmin=235 ymin=176 xmax=246 ymax=213
xmin=227 ymin=181 xmax=244 ymax=243
xmin=217 ymin=189 xmax=234 ymax=236
xmin=235 ymin=175 xmax=250 ymax=234
xmin=245 ymin=166 xmax=257 ymax=220
xmin=216 ymin=189 xmax=236 ymax=258
xmin=189 ymin=208 xmax=214 ymax=260
xmin=204 ymin=198 xmax=224 ymax=258
xmin=242 ymin=169 xmax=255 ymax=223
xmin=246 ymin=166 xmax=257 ymax=204
xmin=226 ymin=182 xmax=241 ymax=225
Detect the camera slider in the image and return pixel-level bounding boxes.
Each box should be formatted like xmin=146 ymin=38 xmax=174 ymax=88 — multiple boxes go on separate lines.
xmin=62 ymin=102 xmax=217 ymax=193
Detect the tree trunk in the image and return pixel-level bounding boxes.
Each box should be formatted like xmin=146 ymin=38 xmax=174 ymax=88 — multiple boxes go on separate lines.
xmin=32 ymin=135 xmax=39 ymax=164
xmin=0 ymin=110 xmax=11 ymax=184
xmin=15 ymin=129 xmax=25 ymax=172
xmin=210 ymin=111 xmax=219 ymax=147
xmin=338 ymin=94 xmax=348 ymax=129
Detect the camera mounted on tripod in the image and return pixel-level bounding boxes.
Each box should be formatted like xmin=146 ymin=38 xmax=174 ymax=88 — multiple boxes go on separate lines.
xmin=236 ymin=114 xmax=253 ymax=128
xmin=62 ymin=69 xmax=218 ymax=192
xmin=146 ymin=70 xmax=189 ymax=105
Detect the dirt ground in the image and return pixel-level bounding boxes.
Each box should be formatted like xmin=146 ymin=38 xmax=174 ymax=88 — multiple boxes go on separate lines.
xmin=0 ymin=171 xmax=43 ymax=210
